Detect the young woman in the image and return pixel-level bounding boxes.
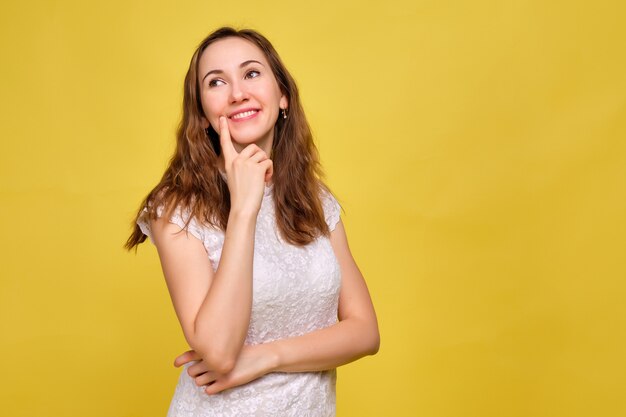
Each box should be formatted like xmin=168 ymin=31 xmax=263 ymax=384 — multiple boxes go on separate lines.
xmin=125 ymin=27 xmax=379 ymax=417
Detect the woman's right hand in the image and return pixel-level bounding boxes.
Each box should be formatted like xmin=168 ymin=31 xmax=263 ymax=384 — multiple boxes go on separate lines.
xmin=219 ymin=116 xmax=273 ymax=216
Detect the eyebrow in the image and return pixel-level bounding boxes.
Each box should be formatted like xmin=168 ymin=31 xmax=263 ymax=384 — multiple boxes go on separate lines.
xmin=201 ymin=60 xmax=264 ymax=83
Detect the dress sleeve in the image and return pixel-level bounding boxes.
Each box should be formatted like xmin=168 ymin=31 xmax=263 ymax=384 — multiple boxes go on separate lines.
xmin=321 ymin=189 xmax=342 ymax=232
xmin=136 ymin=204 xmax=205 ymax=245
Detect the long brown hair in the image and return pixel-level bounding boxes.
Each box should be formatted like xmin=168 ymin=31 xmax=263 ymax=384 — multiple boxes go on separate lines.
xmin=125 ymin=27 xmax=332 ymax=251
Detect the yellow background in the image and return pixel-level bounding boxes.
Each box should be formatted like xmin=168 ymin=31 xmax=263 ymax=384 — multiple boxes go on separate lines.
xmin=1 ymin=0 xmax=625 ymax=416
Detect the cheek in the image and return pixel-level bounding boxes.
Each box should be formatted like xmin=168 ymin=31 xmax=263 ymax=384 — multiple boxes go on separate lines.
xmin=201 ymin=95 xmax=224 ymax=124
xmin=255 ymin=80 xmax=282 ymax=104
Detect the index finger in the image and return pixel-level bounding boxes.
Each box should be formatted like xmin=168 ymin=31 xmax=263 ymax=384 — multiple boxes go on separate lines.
xmin=219 ymin=116 xmax=237 ymax=165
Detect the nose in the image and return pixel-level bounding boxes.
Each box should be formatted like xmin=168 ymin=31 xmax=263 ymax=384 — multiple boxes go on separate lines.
xmin=229 ymin=79 xmax=248 ymax=103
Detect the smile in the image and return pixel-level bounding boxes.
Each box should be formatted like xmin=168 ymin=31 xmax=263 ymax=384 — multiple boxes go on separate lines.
xmin=231 ymin=110 xmax=259 ymax=120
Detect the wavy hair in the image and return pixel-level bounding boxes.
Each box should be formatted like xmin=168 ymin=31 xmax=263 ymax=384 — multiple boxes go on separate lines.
xmin=125 ymin=27 xmax=332 ymax=251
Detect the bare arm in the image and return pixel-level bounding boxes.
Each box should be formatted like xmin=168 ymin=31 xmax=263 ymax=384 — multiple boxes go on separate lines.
xmin=267 ymin=219 xmax=380 ymax=372
xmin=151 ymin=209 xmax=256 ymax=374
xmin=152 ymin=117 xmax=272 ymax=374
xmin=178 ymin=218 xmax=380 ymax=394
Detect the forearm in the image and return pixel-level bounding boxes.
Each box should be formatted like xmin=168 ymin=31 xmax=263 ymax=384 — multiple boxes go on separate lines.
xmin=265 ymin=317 xmax=380 ymax=373
xmin=175 ymin=317 xmax=379 ymax=395
xmin=192 ymin=209 xmax=257 ymax=372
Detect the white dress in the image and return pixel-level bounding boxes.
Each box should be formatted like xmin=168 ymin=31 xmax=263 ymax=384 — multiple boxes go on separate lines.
xmin=137 ymin=181 xmax=342 ymax=417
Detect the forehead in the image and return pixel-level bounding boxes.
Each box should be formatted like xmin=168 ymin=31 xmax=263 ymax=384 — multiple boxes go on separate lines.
xmin=198 ymin=37 xmax=268 ymax=73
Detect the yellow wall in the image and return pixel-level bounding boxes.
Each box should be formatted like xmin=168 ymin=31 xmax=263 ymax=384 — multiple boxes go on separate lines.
xmin=1 ymin=0 xmax=625 ymax=416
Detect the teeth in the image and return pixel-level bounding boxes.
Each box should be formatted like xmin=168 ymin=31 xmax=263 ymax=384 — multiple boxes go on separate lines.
xmin=232 ymin=110 xmax=257 ymax=119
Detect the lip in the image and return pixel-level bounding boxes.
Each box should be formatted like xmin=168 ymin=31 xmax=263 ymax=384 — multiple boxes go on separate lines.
xmin=228 ymin=108 xmax=260 ymax=121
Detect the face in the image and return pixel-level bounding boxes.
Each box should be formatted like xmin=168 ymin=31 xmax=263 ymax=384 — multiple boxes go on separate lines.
xmin=197 ymin=37 xmax=288 ymax=153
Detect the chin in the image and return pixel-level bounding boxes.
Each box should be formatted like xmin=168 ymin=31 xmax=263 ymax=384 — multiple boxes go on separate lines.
xmin=231 ymin=130 xmax=272 ymax=147
xmin=230 ymin=135 xmax=262 ymax=145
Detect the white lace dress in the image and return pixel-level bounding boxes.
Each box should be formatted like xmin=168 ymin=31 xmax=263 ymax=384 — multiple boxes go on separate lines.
xmin=137 ymin=182 xmax=342 ymax=417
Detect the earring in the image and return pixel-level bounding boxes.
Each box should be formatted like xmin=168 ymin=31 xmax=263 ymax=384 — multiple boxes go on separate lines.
xmin=281 ymin=107 xmax=288 ymax=119
xmin=205 ymin=127 xmax=210 ymax=136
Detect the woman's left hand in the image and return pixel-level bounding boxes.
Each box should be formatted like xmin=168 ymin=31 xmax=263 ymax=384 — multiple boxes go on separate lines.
xmin=174 ymin=344 xmax=277 ymax=395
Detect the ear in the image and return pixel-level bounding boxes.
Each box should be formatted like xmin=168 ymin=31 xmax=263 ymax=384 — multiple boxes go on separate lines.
xmin=279 ymin=95 xmax=288 ymax=110
xmin=201 ymin=116 xmax=210 ymax=129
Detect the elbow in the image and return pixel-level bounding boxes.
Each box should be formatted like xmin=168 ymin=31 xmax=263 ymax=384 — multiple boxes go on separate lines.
xmin=356 ymin=319 xmax=380 ymax=356
xmin=189 ymin=325 xmax=241 ymax=375
xmin=366 ymin=330 xmax=380 ymax=356
xmin=190 ymin=341 xmax=238 ymax=375
xmin=206 ymin=351 xmax=237 ymax=375
xmin=364 ymin=316 xmax=380 ymax=356
xmin=346 ymin=317 xmax=380 ymax=357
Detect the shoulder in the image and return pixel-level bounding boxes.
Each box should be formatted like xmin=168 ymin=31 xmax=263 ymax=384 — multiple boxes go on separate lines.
xmin=137 ymin=202 xmax=206 ymax=245
xmin=319 ymin=184 xmax=342 ymax=232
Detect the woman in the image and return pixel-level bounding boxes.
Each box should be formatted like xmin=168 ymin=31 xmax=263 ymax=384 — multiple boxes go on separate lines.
xmin=125 ymin=27 xmax=379 ymax=417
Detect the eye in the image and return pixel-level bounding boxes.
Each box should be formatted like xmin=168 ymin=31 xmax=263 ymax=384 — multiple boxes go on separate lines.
xmin=208 ymin=78 xmax=225 ymax=88
xmin=245 ymin=70 xmax=260 ymax=79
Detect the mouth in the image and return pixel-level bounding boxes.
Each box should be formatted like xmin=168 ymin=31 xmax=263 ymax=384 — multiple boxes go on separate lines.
xmin=229 ymin=109 xmax=260 ymax=121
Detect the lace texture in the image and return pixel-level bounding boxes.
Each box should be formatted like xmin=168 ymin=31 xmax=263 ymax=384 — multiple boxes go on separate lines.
xmin=137 ymin=184 xmax=342 ymax=417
